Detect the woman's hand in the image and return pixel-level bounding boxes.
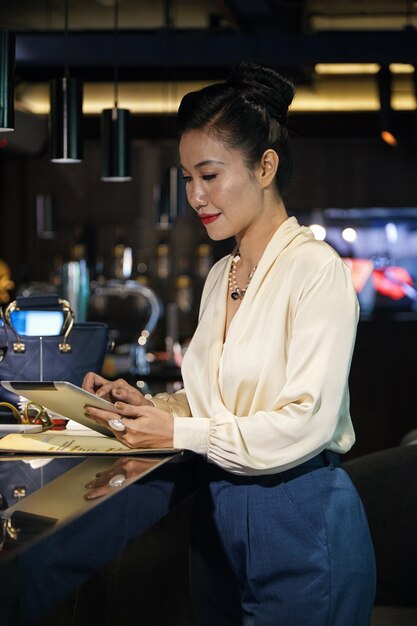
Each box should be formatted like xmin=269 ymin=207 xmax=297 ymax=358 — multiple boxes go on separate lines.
xmin=84 ymin=402 xmax=174 ymax=450
xmin=82 ymin=372 xmax=153 ymax=407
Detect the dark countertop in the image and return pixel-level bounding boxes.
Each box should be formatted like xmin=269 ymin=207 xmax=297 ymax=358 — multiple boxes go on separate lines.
xmin=0 ymin=451 xmax=198 ymax=626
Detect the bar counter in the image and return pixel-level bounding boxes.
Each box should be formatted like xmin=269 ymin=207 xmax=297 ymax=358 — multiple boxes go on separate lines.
xmin=0 ymin=450 xmax=198 ymax=626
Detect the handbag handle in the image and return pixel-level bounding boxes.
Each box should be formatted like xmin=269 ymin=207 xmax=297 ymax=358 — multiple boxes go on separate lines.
xmin=15 ymin=295 xmax=62 ymax=310
xmin=4 ymin=298 xmax=75 ymax=354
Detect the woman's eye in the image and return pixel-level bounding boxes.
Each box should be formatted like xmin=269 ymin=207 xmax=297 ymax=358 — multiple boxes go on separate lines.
xmin=202 ymin=174 xmax=216 ymax=181
xmin=182 ymin=175 xmax=192 ymax=183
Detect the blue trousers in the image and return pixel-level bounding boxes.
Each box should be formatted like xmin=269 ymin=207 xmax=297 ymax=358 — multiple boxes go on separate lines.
xmin=189 ymin=451 xmax=376 ymax=626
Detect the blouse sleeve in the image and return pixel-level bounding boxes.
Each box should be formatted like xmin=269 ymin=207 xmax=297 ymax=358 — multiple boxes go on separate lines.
xmin=173 ymin=258 xmax=359 ymax=474
xmin=150 ymin=389 xmax=192 ymax=417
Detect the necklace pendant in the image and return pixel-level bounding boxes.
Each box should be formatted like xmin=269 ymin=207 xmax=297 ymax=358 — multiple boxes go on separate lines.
xmin=228 ymin=249 xmax=257 ymax=301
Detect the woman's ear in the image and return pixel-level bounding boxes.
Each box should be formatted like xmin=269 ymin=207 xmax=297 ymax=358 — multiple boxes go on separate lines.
xmin=256 ymin=149 xmax=279 ymax=188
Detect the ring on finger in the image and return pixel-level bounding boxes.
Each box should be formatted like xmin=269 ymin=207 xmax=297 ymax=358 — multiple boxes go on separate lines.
xmin=108 ymin=418 xmax=126 ymax=432
xmin=108 ymin=474 xmax=126 ymax=488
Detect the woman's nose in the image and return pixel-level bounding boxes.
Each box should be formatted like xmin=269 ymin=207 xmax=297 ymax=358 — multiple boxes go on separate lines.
xmin=188 ymin=183 xmax=208 ymax=211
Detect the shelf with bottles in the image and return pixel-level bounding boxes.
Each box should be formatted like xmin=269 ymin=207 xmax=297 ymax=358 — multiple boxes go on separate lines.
xmin=89 ymin=230 xmax=216 ymax=380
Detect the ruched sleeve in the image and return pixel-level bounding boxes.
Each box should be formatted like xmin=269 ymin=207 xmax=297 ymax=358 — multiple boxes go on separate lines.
xmin=151 ymin=389 xmax=192 ymax=418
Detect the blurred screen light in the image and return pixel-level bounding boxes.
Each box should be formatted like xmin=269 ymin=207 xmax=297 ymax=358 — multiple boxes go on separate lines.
xmin=342 ymin=227 xmax=357 ymax=242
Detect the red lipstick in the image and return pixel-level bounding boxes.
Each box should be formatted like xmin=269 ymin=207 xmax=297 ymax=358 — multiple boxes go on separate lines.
xmin=199 ymin=214 xmax=220 ymax=225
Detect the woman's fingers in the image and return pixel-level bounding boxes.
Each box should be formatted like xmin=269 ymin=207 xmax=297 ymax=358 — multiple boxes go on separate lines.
xmin=113 ymin=401 xmax=149 ymax=417
xmin=82 ymin=372 xmax=110 ymax=394
xmin=84 ymin=405 xmax=174 ymax=449
xmin=93 ymin=381 xmax=121 ymax=400
xmin=83 ymin=375 xmax=152 ymax=407
xmin=111 ymin=386 xmax=152 ymax=406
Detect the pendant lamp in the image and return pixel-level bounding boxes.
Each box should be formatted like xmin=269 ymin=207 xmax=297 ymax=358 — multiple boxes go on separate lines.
xmin=100 ymin=0 xmax=132 ymax=182
xmin=101 ymin=107 xmax=131 ymax=181
xmin=0 ymin=29 xmax=15 ymax=133
xmin=49 ymin=0 xmax=83 ymax=162
xmin=49 ymin=76 xmax=83 ymax=162
xmin=377 ymin=66 xmax=398 ymax=147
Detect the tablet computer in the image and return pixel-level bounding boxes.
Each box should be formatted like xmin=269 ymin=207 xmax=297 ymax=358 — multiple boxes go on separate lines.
xmin=0 ymin=381 xmax=119 ymax=437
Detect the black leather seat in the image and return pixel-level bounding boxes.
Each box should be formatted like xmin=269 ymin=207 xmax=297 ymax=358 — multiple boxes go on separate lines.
xmin=344 ymin=445 xmax=417 ymax=625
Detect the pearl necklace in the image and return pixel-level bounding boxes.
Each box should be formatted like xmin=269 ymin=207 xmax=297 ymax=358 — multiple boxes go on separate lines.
xmin=228 ymin=251 xmax=257 ymax=300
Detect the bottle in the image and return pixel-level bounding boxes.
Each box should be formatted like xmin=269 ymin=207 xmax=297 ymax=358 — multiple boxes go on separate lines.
xmin=63 ymin=226 xmax=90 ymax=322
xmin=136 ymin=257 xmax=150 ymax=286
xmin=196 ymin=242 xmax=213 ymax=280
xmin=94 ymin=254 xmax=106 ymax=284
xmin=176 ymin=275 xmax=193 ymax=314
xmin=62 ymin=259 xmax=90 ymax=322
xmin=112 ymin=227 xmax=133 ymax=280
xmin=70 ymin=225 xmax=88 ymax=263
xmin=155 ymin=241 xmax=172 ymax=281
xmin=50 ymin=254 xmax=63 ymax=290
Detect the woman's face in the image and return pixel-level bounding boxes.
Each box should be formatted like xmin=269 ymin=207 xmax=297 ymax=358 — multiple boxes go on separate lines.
xmin=179 ymin=129 xmax=265 ymax=241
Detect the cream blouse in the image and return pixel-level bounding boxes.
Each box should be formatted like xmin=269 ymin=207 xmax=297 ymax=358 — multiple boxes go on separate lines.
xmin=152 ymin=217 xmax=359 ymax=476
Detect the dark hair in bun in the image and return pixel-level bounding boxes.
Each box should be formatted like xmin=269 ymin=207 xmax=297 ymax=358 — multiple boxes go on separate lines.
xmin=178 ymin=62 xmax=296 ymax=196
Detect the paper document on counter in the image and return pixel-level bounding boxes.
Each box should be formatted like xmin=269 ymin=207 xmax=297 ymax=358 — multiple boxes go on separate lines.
xmin=0 ymin=432 xmax=177 ymax=455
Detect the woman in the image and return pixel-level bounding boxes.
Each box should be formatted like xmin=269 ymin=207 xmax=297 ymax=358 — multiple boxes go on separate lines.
xmin=84 ymin=62 xmax=376 ymax=625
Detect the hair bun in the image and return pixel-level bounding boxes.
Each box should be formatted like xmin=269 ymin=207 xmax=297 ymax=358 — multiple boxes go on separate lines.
xmin=226 ymin=62 xmax=295 ymax=125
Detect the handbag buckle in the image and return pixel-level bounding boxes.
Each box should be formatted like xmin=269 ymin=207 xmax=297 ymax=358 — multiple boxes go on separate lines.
xmin=58 ymin=342 xmax=72 ymax=353
xmin=13 ymin=342 xmax=25 ymax=353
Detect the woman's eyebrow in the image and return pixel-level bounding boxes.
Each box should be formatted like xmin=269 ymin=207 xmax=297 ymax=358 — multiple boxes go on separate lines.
xmin=180 ymin=159 xmax=225 ymax=170
xmin=195 ymin=159 xmax=225 ymax=167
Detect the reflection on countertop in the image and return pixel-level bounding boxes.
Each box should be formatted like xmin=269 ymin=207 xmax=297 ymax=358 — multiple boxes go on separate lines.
xmin=0 ymin=451 xmax=191 ymax=562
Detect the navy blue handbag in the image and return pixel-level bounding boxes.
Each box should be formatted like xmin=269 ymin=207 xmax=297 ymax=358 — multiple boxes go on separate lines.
xmin=0 ymin=295 xmax=109 ymax=407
